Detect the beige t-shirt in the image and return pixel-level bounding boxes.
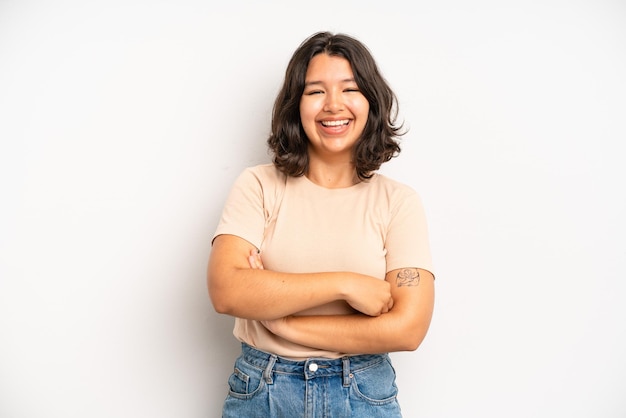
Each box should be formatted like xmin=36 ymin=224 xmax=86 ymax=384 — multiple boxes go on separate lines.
xmin=213 ymin=164 xmax=433 ymax=359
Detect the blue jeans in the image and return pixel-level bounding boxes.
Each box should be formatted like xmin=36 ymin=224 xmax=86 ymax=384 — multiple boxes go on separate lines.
xmin=222 ymin=343 xmax=402 ymax=417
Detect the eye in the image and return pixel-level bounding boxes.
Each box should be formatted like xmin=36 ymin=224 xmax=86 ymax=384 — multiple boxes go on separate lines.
xmin=344 ymin=87 xmax=360 ymax=93
xmin=305 ymin=90 xmax=324 ymax=95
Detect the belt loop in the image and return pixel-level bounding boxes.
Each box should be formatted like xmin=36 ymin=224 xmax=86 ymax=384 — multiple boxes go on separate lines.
xmin=263 ymin=354 xmax=277 ymax=385
xmin=342 ymin=356 xmax=351 ymax=387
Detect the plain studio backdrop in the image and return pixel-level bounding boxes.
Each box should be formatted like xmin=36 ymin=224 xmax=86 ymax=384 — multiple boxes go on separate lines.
xmin=1 ymin=0 xmax=625 ymax=417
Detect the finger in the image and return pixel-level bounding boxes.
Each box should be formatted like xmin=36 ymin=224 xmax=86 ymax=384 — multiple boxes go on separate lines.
xmin=248 ymin=248 xmax=262 ymax=269
xmin=248 ymin=249 xmax=256 ymax=267
xmin=379 ymin=299 xmax=393 ymax=315
xmin=248 ymin=255 xmax=257 ymax=268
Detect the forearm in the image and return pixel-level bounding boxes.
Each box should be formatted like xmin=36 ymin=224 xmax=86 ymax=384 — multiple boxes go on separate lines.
xmin=208 ymin=234 xmax=394 ymax=321
xmin=267 ymin=268 xmax=436 ymax=354
xmin=209 ymin=267 xmax=351 ymax=320
xmin=273 ymin=310 xmax=430 ymax=354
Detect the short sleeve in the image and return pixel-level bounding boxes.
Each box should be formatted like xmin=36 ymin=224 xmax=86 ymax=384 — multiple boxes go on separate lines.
xmin=212 ymin=167 xmax=267 ymax=249
xmin=384 ymin=188 xmax=434 ymax=276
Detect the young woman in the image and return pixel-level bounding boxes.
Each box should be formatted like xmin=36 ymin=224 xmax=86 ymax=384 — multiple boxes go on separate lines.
xmin=208 ymin=31 xmax=435 ymax=417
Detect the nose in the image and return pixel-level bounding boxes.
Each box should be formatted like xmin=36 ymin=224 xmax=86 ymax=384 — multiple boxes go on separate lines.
xmin=323 ymin=90 xmax=344 ymax=112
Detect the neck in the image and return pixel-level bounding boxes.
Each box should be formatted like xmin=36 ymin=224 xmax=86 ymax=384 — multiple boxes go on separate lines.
xmin=306 ymin=160 xmax=360 ymax=189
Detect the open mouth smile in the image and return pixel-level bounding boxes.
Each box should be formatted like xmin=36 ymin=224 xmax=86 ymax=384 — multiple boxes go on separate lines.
xmin=320 ymin=119 xmax=350 ymax=127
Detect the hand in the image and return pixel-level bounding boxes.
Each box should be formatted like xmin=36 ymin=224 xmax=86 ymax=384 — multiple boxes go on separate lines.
xmin=261 ymin=316 xmax=289 ymax=337
xmin=344 ymin=274 xmax=394 ymax=317
xmin=248 ymin=249 xmax=264 ymax=269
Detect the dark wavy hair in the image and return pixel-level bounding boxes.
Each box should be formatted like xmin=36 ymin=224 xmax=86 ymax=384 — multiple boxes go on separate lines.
xmin=267 ymin=31 xmax=405 ymax=180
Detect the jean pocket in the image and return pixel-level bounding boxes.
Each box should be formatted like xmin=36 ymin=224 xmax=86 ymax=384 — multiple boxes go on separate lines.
xmin=351 ymin=358 xmax=399 ymax=405
xmin=227 ymin=359 xmax=265 ymax=399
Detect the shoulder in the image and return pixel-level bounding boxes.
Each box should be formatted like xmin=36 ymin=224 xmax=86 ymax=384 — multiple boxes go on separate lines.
xmin=366 ymin=174 xmax=427 ymax=219
xmin=369 ymin=173 xmax=421 ymax=200
xmin=237 ymin=164 xmax=287 ymax=186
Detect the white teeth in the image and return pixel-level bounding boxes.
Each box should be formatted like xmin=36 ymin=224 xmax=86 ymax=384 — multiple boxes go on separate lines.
xmin=321 ymin=120 xmax=349 ymax=127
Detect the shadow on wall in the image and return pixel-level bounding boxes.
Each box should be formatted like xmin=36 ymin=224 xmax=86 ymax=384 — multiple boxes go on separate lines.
xmin=207 ymin=310 xmax=239 ymax=360
xmin=205 ymin=310 xmax=239 ymax=407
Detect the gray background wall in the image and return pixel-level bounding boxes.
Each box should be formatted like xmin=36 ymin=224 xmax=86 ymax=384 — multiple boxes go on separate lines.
xmin=1 ymin=0 xmax=625 ymax=416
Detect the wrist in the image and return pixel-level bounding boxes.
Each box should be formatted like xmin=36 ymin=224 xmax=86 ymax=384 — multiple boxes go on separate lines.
xmin=337 ymin=272 xmax=357 ymax=303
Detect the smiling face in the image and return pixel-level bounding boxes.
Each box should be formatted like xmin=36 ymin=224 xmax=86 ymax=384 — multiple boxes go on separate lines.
xmin=299 ymin=53 xmax=370 ymax=163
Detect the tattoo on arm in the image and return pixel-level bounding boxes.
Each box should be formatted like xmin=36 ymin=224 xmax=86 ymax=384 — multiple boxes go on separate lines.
xmin=396 ymin=268 xmax=420 ymax=287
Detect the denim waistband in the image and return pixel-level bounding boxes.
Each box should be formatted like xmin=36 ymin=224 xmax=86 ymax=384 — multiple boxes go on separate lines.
xmin=239 ymin=343 xmax=389 ymax=386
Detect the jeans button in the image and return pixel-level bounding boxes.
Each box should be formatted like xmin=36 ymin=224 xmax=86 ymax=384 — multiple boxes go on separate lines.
xmin=308 ymin=362 xmax=318 ymax=372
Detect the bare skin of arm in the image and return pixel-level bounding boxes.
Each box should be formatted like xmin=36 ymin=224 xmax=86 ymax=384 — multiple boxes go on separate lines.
xmin=262 ymin=266 xmax=435 ymax=354
xmin=207 ymin=234 xmax=394 ymax=320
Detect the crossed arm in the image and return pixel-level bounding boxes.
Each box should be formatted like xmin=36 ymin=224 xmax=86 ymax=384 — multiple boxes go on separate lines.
xmin=208 ymin=234 xmax=434 ymax=354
